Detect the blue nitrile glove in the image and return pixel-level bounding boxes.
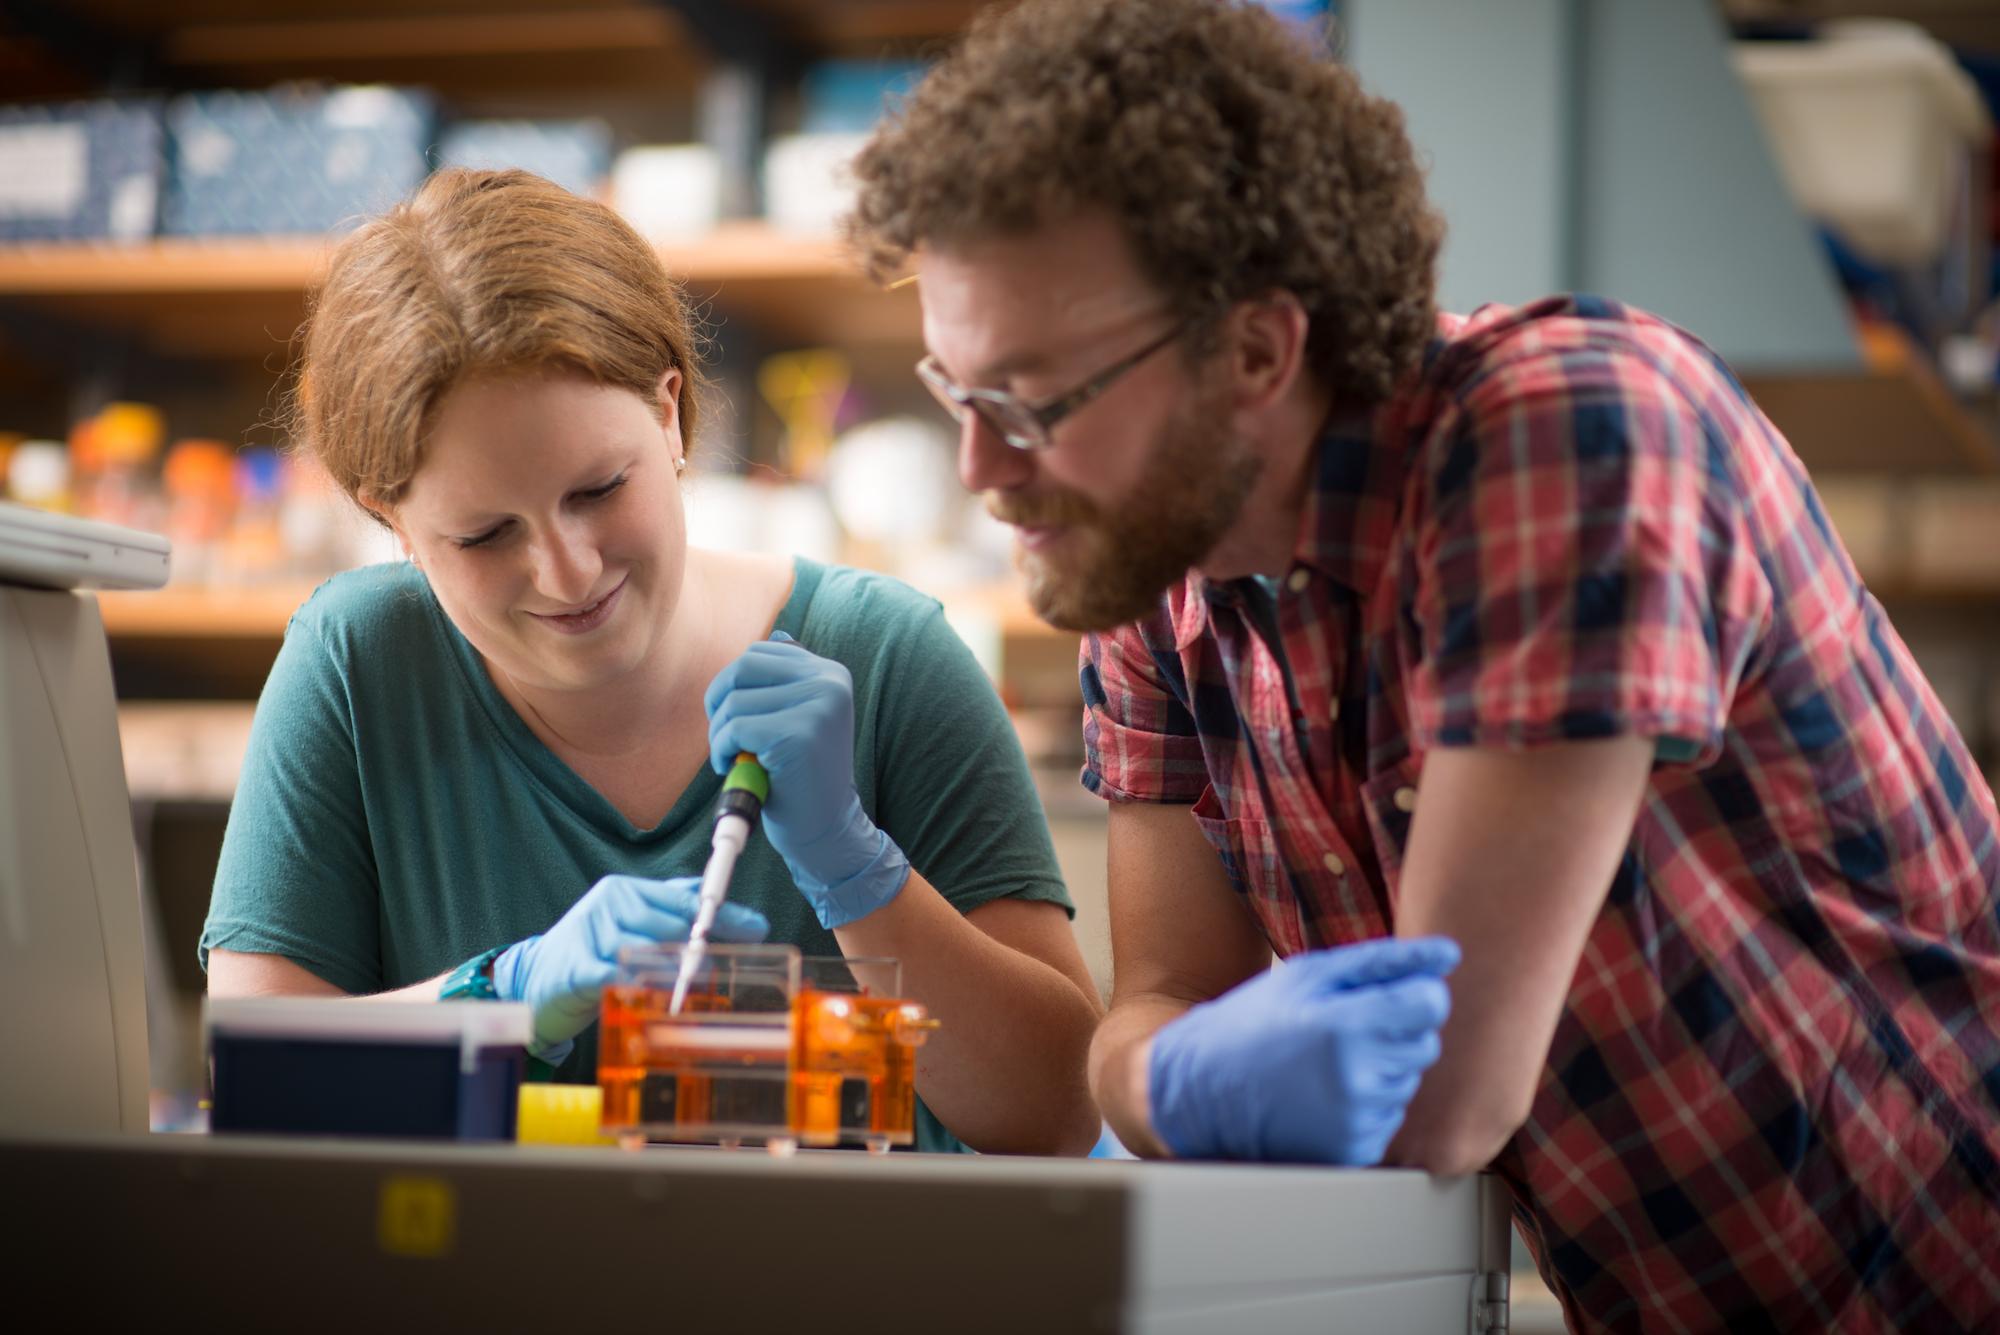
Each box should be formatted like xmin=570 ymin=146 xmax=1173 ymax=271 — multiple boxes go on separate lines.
xmin=1148 ymin=936 xmax=1460 ymax=1165
xmin=703 ymin=632 xmax=911 ymax=930
xmin=492 ymin=874 xmax=770 ymax=1062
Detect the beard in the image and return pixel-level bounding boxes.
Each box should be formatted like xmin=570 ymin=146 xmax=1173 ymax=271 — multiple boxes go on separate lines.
xmin=989 ymin=375 xmax=1260 ymax=632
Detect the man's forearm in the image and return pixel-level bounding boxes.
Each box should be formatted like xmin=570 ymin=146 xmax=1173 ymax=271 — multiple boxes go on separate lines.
xmin=1087 ymin=994 xmax=1192 ymax=1158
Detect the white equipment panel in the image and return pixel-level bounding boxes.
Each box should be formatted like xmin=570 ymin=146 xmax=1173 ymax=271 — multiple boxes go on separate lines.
xmin=0 ymin=499 xmax=170 ymax=590
xmin=0 ymin=586 xmax=151 ymax=1134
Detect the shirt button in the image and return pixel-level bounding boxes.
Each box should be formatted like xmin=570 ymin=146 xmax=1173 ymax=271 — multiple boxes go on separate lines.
xmin=1393 ymin=786 xmax=1418 ymax=813
xmin=1287 ymin=569 xmax=1310 ymax=593
xmin=1321 ymin=851 xmax=1346 ymax=875
xmin=1328 ymin=697 xmax=1341 ymax=723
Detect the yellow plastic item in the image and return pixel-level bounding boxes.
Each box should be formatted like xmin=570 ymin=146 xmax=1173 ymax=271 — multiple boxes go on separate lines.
xmin=71 ymin=402 xmax=166 ymax=468
xmin=516 ymin=1082 xmax=615 ymax=1147
xmin=757 ymin=348 xmax=850 ymax=478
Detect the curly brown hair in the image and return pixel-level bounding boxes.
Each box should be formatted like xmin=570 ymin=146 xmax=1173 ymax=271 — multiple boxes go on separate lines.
xmin=846 ymin=0 xmax=1443 ymax=408
xmin=288 ymin=167 xmax=708 ymax=517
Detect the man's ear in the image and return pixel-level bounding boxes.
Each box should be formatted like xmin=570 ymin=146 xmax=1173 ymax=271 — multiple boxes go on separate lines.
xmin=1225 ymin=291 xmax=1310 ymax=416
xmin=357 ymin=490 xmax=415 ymax=559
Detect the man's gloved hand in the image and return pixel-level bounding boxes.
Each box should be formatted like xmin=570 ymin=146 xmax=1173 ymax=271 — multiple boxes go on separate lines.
xmin=704 ymin=633 xmax=911 ymax=930
xmin=1148 ymin=936 xmax=1460 ymax=1165
xmin=493 ymin=874 xmax=769 ymax=1061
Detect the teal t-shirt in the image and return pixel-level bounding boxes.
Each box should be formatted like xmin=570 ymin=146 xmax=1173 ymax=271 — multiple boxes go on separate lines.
xmin=200 ymin=557 xmax=1072 ymax=1153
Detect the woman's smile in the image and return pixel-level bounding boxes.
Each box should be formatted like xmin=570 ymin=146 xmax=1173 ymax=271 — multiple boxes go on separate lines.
xmin=526 ymin=574 xmax=627 ymax=635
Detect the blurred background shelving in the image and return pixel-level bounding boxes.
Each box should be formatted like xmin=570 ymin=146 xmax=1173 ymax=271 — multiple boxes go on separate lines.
xmin=0 ymin=227 xmax=919 ymax=351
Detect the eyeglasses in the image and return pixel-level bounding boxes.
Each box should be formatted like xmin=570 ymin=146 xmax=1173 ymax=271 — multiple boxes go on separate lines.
xmin=916 ymin=322 xmax=1186 ymax=452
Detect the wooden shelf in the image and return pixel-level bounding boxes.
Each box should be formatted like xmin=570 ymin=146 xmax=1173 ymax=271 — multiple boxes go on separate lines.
xmin=158 ymin=8 xmax=682 ymax=65
xmin=1725 ymin=1 xmax=2000 ymax=56
xmin=97 ymin=582 xmax=318 ymax=638
xmin=0 ymin=240 xmax=329 ymax=294
xmin=0 ymin=227 xmax=920 ymax=357
xmin=1740 ymin=324 xmax=2000 ymax=475
xmin=44 ymin=1 xmax=974 ymax=94
xmin=0 ymin=226 xmax=882 ymax=293
xmin=117 ymin=700 xmax=256 ymax=803
xmin=748 ymin=0 xmax=984 ymax=47
xmin=15 ymin=2 xmax=706 ymax=104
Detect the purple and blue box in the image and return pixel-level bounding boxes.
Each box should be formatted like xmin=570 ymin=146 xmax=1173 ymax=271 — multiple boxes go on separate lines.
xmin=162 ymin=85 xmax=437 ymax=237
xmin=0 ymin=99 xmax=163 ymax=243
xmin=0 ymin=88 xmax=616 ymax=242
xmin=434 ymin=118 xmax=613 ymax=198
xmin=207 ymin=997 xmax=531 ymax=1141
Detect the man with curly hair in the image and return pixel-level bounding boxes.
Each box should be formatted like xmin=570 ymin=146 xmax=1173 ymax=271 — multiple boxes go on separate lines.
xmin=848 ymin=0 xmax=2000 ymax=1329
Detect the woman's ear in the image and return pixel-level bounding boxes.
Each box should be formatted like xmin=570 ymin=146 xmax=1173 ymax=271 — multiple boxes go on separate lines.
xmin=657 ymin=366 xmax=684 ymax=426
xmin=657 ymin=366 xmax=687 ymax=471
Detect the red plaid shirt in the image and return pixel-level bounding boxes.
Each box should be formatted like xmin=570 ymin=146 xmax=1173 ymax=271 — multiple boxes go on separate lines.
xmin=1082 ymin=297 xmax=2000 ymax=1332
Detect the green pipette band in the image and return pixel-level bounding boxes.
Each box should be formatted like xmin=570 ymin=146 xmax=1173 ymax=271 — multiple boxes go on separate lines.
xmin=723 ymin=753 xmax=769 ymax=804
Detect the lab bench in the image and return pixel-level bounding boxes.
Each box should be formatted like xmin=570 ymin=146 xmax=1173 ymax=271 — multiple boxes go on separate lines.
xmin=6 ymin=1133 xmax=1512 ymax=1334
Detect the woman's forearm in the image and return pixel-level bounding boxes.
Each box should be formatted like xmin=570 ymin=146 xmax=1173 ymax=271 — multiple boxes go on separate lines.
xmin=833 ymin=872 xmax=1103 ymax=1155
xmin=207 ymin=948 xmax=449 ymax=1001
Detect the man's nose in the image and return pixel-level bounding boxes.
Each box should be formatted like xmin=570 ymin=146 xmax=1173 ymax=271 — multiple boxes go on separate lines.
xmin=956 ymin=409 xmax=1034 ymax=495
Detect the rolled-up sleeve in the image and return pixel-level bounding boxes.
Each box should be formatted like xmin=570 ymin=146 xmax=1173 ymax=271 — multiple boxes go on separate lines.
xmin=1080 ymin=617 xmax=1210 ymax=803
xmin=1406 ymin=343 xmax=1773 ymax=768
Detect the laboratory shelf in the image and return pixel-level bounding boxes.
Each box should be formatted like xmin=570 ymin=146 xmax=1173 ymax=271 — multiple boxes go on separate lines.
xmin=0 ymin=226 xmax=919 ymax=357
xmin=29 ymin=1 xmax=983 ymax=103
xmin=1740 ymin=324 xmax=2000 ymax=474
xmin=96 ymin=582 xmax=320 ymax=638
xmin=0 ymin=227 xmax=880 ymax=293
xmin=5 ymin=242 xmax=1994 ymax=469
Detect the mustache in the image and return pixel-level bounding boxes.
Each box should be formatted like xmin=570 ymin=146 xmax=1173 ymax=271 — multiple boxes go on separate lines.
xmin=985 ymin=488 xmax=1100 ymax=528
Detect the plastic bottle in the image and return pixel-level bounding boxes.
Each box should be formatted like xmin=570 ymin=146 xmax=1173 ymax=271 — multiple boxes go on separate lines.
xmin=7 ymin=440 xmax=73 ymax=513
xmin=162 ymin=439 xmax=236 ymax=584
xmin=70 ymin=402 xmax=166 ymax=530
xmin=223 ymin=447 xmax=285 ymax=584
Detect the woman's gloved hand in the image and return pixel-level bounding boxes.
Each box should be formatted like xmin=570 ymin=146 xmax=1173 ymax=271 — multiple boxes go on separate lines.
xmin=704 ymin=633 xmax=911 ymax=930
xmin=493 ymin=874 xmax=769 ymax=1062
xmin=1148 ymin=936 xmax=1460 ymax=1165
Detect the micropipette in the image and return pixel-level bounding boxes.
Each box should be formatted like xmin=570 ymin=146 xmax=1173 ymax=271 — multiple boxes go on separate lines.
xmin=671 ymin=752 xmax=769 ymax=1014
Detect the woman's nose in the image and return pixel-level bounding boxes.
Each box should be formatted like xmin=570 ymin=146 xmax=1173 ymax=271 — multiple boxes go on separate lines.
xmin=529 ymin=520 xmax=602 ymax=605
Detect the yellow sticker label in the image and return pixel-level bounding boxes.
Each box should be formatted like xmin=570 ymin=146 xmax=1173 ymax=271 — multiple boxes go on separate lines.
xmin=377 ymin=1176 xmax=456 ymax=1258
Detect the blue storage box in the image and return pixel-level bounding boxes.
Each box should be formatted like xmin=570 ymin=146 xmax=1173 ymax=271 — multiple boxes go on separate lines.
xmin=798 ymin=60 xmax=929 ymax=136
xmin=0 ymin=100 xmax=163 ymax=242
xmin=162 ymin=85 xmax=436 ymax=237
xmin=436 ymin=118 xmax=613 ymax=197
xmin=207 ymin=998 xmax=530 ymax=1141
